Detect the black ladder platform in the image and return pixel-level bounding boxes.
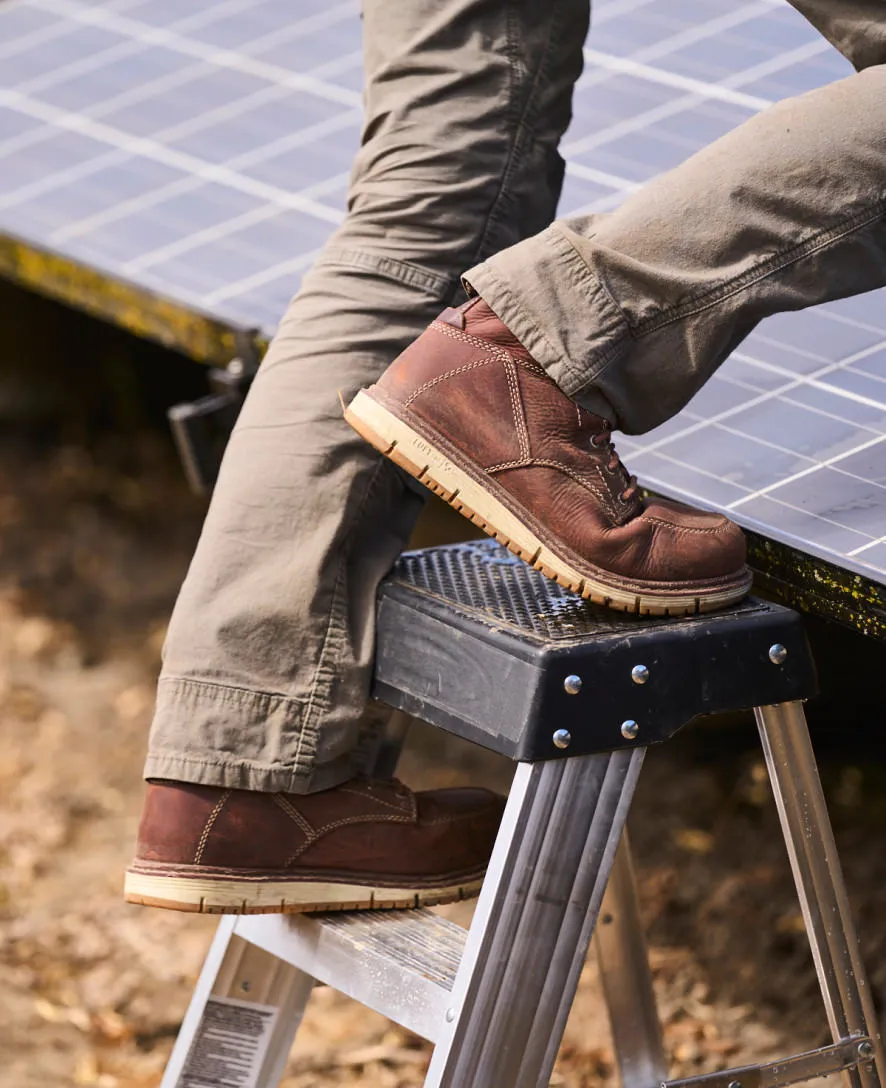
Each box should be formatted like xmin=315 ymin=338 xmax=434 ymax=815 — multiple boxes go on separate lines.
xmin=373 ymin=540 xmax=818 ymax=761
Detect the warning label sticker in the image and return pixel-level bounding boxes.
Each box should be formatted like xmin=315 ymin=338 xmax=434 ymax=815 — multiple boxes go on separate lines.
xmin=179 ymin=995 xmax=279 ymax=1088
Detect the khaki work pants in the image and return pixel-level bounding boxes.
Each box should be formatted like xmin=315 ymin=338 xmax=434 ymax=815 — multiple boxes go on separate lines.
xmin=145 ymin=1 xmax=886 ymax=793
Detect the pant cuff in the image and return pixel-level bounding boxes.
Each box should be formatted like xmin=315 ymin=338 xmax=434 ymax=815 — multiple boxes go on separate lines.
xmin=463 ymin=223 xmax=629 ymax=420
xmin=143 ymin=750 xmax=358 ymax=794
xmin=145 ymin=676 xmax=361 ymax=794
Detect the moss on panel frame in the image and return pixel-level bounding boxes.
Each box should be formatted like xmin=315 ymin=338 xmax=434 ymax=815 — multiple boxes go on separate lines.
xmin=0 ymin=231 xmax=256 ymax=367
xmin=747 ymin=532 xmax=886 ymax=642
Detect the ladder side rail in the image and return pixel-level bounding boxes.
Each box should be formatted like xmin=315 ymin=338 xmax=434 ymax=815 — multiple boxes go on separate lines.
xmin=473 ymin=753 xmax=618 ymax=1086
xmin=594 ymin=830 xmax=668 ymax=1088
xmin=755 ymin=701 xmax=883 ymax=1088
xmin=526 ymin=750 xmax=644 ymax=1085
xmin=424 ymin=758 xmax=556 ymax=1084
xmin=426 ymin=747 xmax=643 ymax=1087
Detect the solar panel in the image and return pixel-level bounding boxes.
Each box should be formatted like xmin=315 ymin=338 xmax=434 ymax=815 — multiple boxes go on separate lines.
xmin=0 ymin=0 xmax=884 ymax=591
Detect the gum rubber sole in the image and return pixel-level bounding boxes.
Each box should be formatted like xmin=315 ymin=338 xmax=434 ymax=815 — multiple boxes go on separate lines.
xmin=123 ymin=869 xmax=484 ymax=915
xmin=345 ymin=390 xmax=752 ymax=617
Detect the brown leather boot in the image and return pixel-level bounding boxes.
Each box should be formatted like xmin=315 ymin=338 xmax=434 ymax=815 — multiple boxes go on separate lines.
xmin=124 ymin=778 xmax=504 ymax=914
xmin=346 ymin=297 xmax=751 ymax=615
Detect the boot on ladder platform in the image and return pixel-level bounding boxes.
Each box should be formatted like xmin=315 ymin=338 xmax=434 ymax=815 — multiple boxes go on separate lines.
xmin=160 ymin=540 xmax=883 ymax=1088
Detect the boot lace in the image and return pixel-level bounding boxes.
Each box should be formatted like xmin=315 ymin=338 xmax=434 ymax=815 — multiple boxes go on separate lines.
xmin=590 ymin=424 xmax=638 ymax=504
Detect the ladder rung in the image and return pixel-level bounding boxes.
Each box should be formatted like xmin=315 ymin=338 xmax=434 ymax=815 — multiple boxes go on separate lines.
xmin=234 ymin=908 xmax=466 ymax=1043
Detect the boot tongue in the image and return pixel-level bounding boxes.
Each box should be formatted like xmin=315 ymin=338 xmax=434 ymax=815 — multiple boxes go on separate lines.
xmin=460 ymin=299 xmax=536 ymax=363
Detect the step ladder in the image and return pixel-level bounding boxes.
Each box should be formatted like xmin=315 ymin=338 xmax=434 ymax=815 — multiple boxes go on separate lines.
xmin=160 ymin=540 xmax=882 ymax=1088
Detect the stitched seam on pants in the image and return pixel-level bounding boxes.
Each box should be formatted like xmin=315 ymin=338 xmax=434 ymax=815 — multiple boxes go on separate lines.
xmin=562 ymin=208 xmax=886 ymax=397
xmin=464 ymin=1 xmax=520 ymax=267
xmin=552 ymin=223 xmax=631 ymax=345
xmin=291 ymin=541 xmax=350 ymax=772
xmin=315 ymin=245 xmax=454 ymax=294
xmin=292 ymin=455 xmax=392 ymax=767
xmin=155 ymin=674 xmax=311 ymax=718
xmin=632 ymin=202 xmax=886 ymax=336
xmin=146 ymin=751 xmax=325 ymax=777
xmin=466 ymin=4 xmax=564 ymax=268
xmin=157 ymin=675 xmax=309 ymax=712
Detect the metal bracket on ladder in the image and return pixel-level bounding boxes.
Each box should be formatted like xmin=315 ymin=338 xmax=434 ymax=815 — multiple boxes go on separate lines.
xmin=160 ymin=542 xmax=883 ymax=1088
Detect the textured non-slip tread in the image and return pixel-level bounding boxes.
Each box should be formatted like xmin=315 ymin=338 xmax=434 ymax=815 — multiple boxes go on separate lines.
xmin=345 ymin=392 xmax=751 ymax=617
xmin=316 ymin=907 xmax=465 ymax=985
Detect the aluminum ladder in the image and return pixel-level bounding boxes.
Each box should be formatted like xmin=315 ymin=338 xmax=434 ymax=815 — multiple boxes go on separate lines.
xmin=160 ymin=540 xmax=882 ymax=1088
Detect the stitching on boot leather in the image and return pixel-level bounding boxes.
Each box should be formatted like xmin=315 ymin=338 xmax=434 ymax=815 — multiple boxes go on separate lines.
xmin=430 ymin=319 xmax=546 ymax=376
xmin=639 ymin=515 xmax=725 ymax=534
xmin=530 ymin=458 xmax=613 ymax=509
xmin=193 ymin=790 xmax=232 ymax=865
xmin=430 ymin=321 xmax=511 ymax=358
xmin=316 ymin=813 xmax=412 ymax=834
xmin=486 ymin=458 xmax=532 ymax=472
xmin=285 ymin=812 xmax=413 ymax=865
xmin=594 ymin=462 xmax=625 ymax=508
xmin=273 ymin=793 xmax=315 ymax=837
xmin=505 ymin=360 xmax=531 ymax=461
xmin=404 ymin=357 xmax=498 ymax=405
xmin=514 ymin=358 xmax=547 ymax=377
xmin=338 ymin=785 xmax=412 ymax=815
xmin=486 ymin=458 xmax=617 ymax=517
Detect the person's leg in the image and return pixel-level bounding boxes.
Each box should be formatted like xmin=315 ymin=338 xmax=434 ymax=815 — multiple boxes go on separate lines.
xmin=464 ymin=6 xmax=886 ymax=434
xmin=347 ymin=4 xmax=885 ymax=610
xmin=147 ymin=0 xmax=588 ymax=794
xmin=790 ymin=0 xmax=886 ymax=72
xmin=127 ymin=0 xmax=590 ymax=914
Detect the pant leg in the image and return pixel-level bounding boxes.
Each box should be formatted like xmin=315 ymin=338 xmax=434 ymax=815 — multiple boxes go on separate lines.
xmin=465 ymin=3 xmax=886 ymax=435
xmin=789 ymin=0 xmax=886 ymax=71
xmin=145 ymin=0 xmax=589 ymax=793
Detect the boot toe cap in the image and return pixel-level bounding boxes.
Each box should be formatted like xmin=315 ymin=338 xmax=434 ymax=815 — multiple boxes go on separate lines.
xmin=640 ymin=498 xmax=747 ymax=583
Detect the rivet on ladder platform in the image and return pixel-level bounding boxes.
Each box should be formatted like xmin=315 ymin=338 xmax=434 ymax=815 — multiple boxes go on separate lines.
xmin=161 ymin=541 xmax=882 ymax=1088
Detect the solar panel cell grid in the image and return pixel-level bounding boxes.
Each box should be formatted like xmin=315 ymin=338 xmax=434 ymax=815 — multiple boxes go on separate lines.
xmin=0 ymin=0 xmax=883 ymax=583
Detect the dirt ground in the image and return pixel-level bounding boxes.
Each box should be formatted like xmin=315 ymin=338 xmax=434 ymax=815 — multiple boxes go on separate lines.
xmin=1 ymin=422 xmax=886 ymax=1088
